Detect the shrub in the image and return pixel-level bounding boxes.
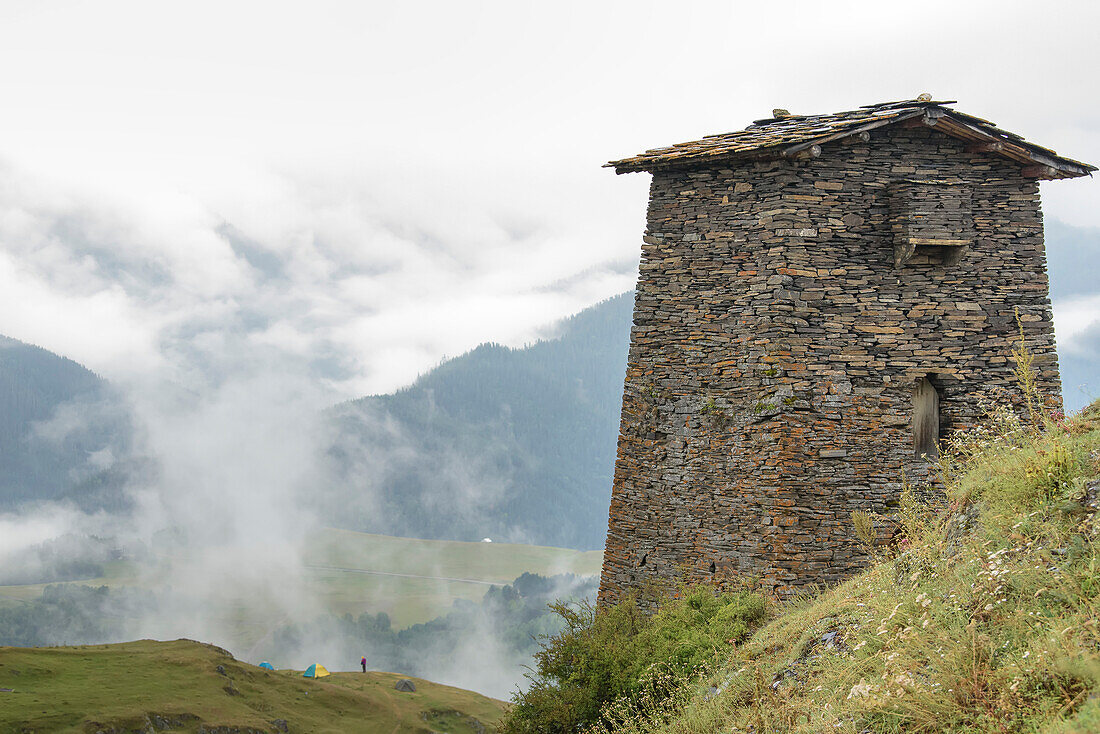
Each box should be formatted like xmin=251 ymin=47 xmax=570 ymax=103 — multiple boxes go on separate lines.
xmin=851 ymin=510 xmax=877 ymax=547
xmin=503 ymin=585 xmax=768 ymax=734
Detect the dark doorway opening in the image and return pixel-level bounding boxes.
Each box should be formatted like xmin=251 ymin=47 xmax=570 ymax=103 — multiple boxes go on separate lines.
xmin=913 ymin=376 xmax=941 ymax=459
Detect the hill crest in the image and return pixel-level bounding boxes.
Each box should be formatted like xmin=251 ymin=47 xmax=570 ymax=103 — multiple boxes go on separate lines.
xmin=0 ymin=638 xmax=508 ymax=733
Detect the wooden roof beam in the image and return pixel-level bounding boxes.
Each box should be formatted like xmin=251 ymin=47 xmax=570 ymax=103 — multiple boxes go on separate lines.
xmin=780 ymin=110 xmax=924 ymax=158
xmin=967 ymin=142 xmax=1004 ymax=153
xmin=938 ymin=115 xmax=1093 ymax=178
xmin=783 ymin=144 xmax=821 ymax=160
xmin=1021 ymin=165 xmax=1058 ymax=179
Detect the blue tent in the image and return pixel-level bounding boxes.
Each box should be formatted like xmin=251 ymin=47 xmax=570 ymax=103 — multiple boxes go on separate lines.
xmin=259 ymin=662 xmax=275 ymax=671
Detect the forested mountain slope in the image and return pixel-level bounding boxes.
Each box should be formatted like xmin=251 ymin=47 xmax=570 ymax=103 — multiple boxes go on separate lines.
xmin=319 ymin=292 xmax=634 ymax=550
xmin=0 ymin=335 xmax=132 ymax=510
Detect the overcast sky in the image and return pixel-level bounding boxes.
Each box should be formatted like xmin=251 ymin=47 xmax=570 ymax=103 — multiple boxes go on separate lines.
xmin=0 ymin=0 xmax=1097 ymax=399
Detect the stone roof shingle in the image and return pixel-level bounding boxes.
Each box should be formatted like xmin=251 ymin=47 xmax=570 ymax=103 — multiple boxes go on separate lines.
xmin=607 ymin=99 xmax=1095 ymax=179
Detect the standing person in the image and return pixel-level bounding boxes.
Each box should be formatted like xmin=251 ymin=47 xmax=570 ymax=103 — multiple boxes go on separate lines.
xmin=360 ymin=655 xmax=367 ymax=673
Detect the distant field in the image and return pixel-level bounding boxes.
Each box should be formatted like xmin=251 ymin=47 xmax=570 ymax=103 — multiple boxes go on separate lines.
xmin=302 ymin=529 xmax=602 ymax=624
xmin=0 ymin=560 xmax=139 ymax=607
xmin=307 ymin=528 xmax=603 ymax=581
xmin=0 ymin=529 xmax=603 ymax=633
xmin=0 ymin=638 xmax=508 ymax=733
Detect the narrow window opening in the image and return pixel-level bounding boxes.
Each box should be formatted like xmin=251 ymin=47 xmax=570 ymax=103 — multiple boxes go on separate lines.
xmin=910 ymin=243 xmax=967 ymax=267
xmin=709 ymin=561 xmax=716 ymax=574
xmin=913 ymin=376 xmax=941 ymax=460
xmin=639 ymin=553 xmax=647 ymax=568
xmin=889 ymin=182 xmax=973 ymax=268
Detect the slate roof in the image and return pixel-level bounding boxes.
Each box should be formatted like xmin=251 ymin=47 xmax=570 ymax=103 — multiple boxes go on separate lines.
xmin=607 ymin=99 xmax=1095 ymax=179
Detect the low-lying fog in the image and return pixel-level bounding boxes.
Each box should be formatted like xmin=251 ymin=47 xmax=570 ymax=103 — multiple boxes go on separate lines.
xmin=0 ymin=364 xmax=596 ymax=699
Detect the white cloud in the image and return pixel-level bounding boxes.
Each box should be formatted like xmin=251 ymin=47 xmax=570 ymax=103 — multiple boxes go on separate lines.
xmin=0 ymin=158 xmax=639 ymax=395
xmin=1054 ymin=294 xmax=1100 ymax=356
xmin=0 ymin=248 xmax=166 ymax=374
xmin=0 ymin=0 xmax=1096 ymax=396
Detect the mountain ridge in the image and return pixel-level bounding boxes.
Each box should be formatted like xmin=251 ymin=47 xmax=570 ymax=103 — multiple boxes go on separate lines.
xmin=0 ymin=335 xmax=133 ymax=511
xmin=317 ymin=291 xmax=634 ymax=550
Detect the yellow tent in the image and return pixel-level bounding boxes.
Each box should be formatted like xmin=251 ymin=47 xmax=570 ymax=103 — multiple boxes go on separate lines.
xmin=302 ymin=663 xmax=330 ymax=678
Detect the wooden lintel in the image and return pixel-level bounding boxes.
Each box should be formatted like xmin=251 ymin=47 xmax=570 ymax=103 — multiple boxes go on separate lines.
xmin=907 ymin=238 xmax=970 ymax=247
xmin=1021 ymin=165 xmax=1057 ymax=179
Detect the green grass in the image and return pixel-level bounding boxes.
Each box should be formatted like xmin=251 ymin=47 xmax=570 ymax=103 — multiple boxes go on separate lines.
xmin=0 ymin=638 xmax=508 ymax=733
xmin=306 ymin=528 xmax=603 ymax=583
xmin=586 ymin=401 xmax=1100 ymax=734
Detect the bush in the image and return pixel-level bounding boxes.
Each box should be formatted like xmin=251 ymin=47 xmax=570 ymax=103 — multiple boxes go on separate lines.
xmin=503 ymin=585 xmax=768 ymax=734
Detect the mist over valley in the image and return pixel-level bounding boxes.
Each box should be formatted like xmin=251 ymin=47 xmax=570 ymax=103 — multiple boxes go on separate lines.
xmin=1 ymin=5 xmax=1099 ymax=728
xmin=0 ymin=294 xmax=628 ymax=698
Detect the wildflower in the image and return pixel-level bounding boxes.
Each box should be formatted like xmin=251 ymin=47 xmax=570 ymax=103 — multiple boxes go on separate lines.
xmin=847 ymin=680 xmax=874 ymax=699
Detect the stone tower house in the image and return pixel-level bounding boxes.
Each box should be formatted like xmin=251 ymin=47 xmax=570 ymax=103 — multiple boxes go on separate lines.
xmin=599 ymin=98 xmax=1094 ymax=604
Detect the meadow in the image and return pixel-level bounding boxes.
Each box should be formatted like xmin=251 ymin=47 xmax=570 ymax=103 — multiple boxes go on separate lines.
xmin=0 ymin=638 xmax=508 ymax=733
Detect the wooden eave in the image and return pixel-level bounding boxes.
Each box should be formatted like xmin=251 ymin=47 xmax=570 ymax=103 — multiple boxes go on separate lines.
xmin=928 ymin=111 xmax=1094 ymax=180
xmin=606 ymin=102 xmax=1096 ymax=180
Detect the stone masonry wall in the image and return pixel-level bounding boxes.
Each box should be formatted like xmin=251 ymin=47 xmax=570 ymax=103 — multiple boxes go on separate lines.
xmin=598 ymin=125 xmax=1061 ymax=605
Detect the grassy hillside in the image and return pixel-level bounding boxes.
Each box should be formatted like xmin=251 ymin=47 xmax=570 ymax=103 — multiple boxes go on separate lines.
xmin=581 ymin=401 xmax=1100 ymax=734
xmin=0 ymin=639 xmax=507 ymax=733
